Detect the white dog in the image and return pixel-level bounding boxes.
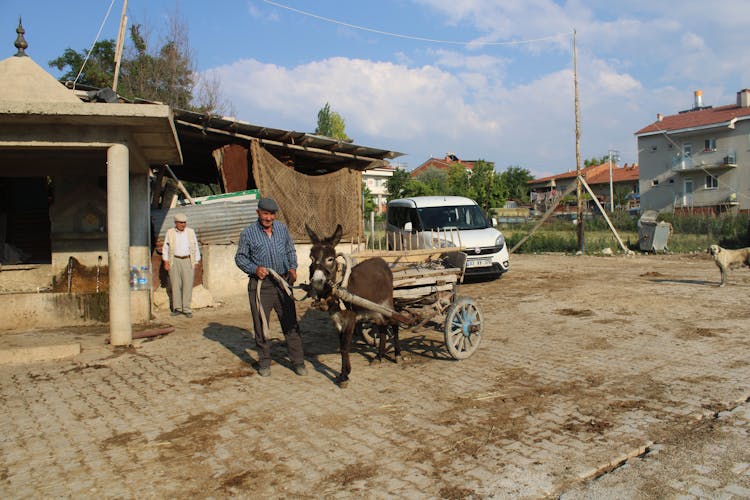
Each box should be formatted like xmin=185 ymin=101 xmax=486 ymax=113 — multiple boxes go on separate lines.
xmin=708 ymin=244 xmax=750 ymax=286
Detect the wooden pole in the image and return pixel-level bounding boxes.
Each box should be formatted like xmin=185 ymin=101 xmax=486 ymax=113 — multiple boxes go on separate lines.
xmin=573 ymin=29 xmax=584 ymax=253
xmin=112 ymin=0 xmax=128 ymax=92
xmin=509 ymin=182 xmax=577 ymax=254
xmin=578 ymin=176 xmax=631 ymax=253
xmin=164 ymin=165 xmax=195 ymax=205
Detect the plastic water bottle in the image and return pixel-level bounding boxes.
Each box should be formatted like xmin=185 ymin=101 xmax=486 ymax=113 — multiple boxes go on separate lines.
xmin=138 ymin=266 xmax=149 ymax=290
xmin=130 ymin=266 xmax=139 ymax=290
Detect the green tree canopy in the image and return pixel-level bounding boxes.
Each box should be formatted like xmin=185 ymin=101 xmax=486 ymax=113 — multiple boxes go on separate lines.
xmin=362 ymin=182 xmax=375 ymax=214
xmin=117 ymin=23 xmax=194 ymax=109
xmin=583 ymin=156 xmax=609 ymax=167
xmin=497 ymin=165 xmax=534 ymax=204
xmin=467 ymin=160 xmax=497 ymax=209
xmin=386 ymin=167 xmax=410 ymax=199
xmin=49 ymin=40 xmax=116 ymax=89
xmin=446 ymin=163 xmax=470 ymax=197
xmin=385 ymin=162 xmax=536 ymax=210
xmin=315 ymin=102 xmax=352 ymax=142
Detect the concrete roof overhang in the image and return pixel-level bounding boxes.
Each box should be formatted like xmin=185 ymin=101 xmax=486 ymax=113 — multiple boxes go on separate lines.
xmin=0 ymin=101 xmax=182 ymax=177
xmin=0 ymin=54 xmax=181 ymax=177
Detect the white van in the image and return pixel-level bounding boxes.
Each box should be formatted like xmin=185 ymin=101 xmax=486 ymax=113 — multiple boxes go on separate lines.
xmin=386 ymin=196 xmax=510 ymax=279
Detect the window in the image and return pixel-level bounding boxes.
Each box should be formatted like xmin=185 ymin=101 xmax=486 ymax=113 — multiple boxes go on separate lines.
xmin=651 ymin=179 xmax=659 ymax=186
xmin=704 ymin=138 xmax=716 ymax=152
xmin=650 ymin=145 xmax=658 ymax=153
xmin=705 ymin=175 xmax=718 ymax=189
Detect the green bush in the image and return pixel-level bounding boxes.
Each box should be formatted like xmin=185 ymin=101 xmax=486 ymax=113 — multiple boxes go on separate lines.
xmin=659 ymin=213 xmax=749 ymax=245
xmin=504 ymin=212 xmax=749 ymax=254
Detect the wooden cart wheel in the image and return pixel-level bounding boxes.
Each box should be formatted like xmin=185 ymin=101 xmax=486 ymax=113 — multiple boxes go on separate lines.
xmin=444 ymin=297 xmax=483 ymax=359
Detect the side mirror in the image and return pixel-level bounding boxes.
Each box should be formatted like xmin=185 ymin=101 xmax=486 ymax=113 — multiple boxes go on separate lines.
xmin=404 ymin=221 xmax=413 ymax=232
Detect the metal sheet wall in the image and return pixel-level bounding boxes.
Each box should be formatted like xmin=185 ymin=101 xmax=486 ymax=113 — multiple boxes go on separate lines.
xmin=152 ymin=200 xmax=258 ymax=245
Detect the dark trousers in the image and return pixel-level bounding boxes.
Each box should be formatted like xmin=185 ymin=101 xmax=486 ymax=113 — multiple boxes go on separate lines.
xmin=248 ymin=278 xmax=304 ymax=369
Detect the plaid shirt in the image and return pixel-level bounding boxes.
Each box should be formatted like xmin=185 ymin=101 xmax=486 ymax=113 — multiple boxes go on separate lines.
xmin=235 ymin=220 xmax=298 ymax=277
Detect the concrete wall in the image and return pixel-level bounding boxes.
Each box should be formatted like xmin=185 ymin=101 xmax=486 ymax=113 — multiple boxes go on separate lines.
xmin=1 ymin=169 xmax=155 ymax=331
xmin=0 ymin=289 xmax=150 ymax=332
xmin=201 ymin=242 xmax=315 ymax=300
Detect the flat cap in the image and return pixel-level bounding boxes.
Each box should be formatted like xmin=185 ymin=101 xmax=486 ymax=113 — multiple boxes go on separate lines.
xmin=174 ymin=213 xmax=187 ymax=222
xmin=258 ymin=197 xmax=279 ymax=212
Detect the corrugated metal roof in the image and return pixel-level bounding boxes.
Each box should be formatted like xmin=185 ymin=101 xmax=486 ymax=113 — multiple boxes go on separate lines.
xmin=173 ymin=108 xmax=404 ymax=163
xmin=152 ymin=199 xmax=258 ymax=245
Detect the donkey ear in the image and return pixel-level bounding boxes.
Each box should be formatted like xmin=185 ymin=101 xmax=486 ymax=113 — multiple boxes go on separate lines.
xmin=330 ymin=224 xmax=343 ymax=247
xmin=305 ymin=224 xmax=320 ymax=244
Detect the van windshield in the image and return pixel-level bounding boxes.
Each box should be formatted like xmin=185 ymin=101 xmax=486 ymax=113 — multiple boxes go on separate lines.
xmin=417 ymin=205 xmax=489 ymax=231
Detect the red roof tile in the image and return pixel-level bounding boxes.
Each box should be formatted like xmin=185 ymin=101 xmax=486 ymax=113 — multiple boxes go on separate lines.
xmin=411 ymin=155 xmax=476 ymax=177
xmin=530 ymin=163 xmax=639 ymax=186
xmin=636 ymin=102 xmax=750 ymax=135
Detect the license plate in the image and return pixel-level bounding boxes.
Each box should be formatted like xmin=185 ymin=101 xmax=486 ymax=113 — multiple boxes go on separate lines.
xmin=466 ymin=258 xmax=491 ymax=268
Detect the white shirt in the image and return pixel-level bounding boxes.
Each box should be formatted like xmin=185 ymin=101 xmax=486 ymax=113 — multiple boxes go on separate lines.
xmin=163 ymin=228 xmax=201 ymax=262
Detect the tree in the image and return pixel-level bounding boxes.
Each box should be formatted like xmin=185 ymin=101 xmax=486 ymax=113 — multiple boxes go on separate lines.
xmin=362 ymin=182 xmax=375 ymax=214
xmin=118 ymin=21 xmax=194 ymax=109
xmin=467 ymin=160 xmax=497 ymax=210
xmin=315 ymin=102 xmax=352 ymax=142
xmin=415 ymin=168 xmax=448 ymax=195
xmin=498 ymin=166 xmax=534 ymax=204
xmin=48 ymin=40 xmax=116 ymax=88
xmin=446 ymin=163 xmax=470 ymax=197
xmin=48 ymin=10 xmax=230 ymax=114
xmin=584 ymin=156 xmax=609 ymax=167
xmin=386 ymin=167 xmax=410 ymax=199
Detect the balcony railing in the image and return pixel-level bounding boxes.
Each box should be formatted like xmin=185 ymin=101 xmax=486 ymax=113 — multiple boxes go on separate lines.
xmin=671 ymin=151 xmax=737 ymax=172
xmin=673 ymin=188 xmax=738 ymax=208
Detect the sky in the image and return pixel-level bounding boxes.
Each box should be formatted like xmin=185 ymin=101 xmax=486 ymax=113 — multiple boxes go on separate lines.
xmin=3 ymin=0 xmax=750 ymax=179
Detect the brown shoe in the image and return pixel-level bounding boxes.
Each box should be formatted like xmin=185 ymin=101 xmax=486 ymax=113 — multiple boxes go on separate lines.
xmin=293 ymin=364 xmax=307 ymax=376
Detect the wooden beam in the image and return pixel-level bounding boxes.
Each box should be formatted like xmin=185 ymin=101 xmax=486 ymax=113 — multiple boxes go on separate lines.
xmin=510 ymin=181 xmax=578 ymax=254
xmin=578 ymin=176 xmax=631 ymax=253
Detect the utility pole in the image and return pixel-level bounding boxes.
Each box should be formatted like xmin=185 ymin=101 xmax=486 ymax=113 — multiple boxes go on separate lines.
xmin=573 ymin=30 xmax=583 ymax=252
xmin=608 ymin=149 xmax=616 ymax=213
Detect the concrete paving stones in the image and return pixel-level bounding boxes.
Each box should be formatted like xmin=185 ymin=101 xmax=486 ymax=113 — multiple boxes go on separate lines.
xmin=0 ymin=252 xmax=749 ymax=498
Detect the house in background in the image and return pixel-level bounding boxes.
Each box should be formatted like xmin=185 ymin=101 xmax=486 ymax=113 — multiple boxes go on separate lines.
xmin=410 ymin=153 xmax=476 ymax=177
xmin=528 ymin=162 xmax=639 ymax=214
xmin=635 ymin=89 xmax=750 ymax=215
xmin=362 ymin=164 xmax=396 ymax=213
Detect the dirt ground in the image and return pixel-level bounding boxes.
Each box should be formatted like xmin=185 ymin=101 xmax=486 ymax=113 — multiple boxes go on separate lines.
xmin=2 ymin=250 xmax=750 ymax=498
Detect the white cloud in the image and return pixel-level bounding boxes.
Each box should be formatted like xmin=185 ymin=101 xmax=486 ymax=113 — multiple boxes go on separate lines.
xmin=207 ymin=0 xmax=750 ymax=177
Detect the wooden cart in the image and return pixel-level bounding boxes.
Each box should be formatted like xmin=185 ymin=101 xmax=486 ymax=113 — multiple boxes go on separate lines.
xmin=340 ymin=248 xmax=484 ymax=360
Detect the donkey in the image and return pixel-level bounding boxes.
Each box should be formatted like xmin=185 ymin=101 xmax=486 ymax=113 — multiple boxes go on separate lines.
xmin=305 ymin=224 xmax=402 ymax=387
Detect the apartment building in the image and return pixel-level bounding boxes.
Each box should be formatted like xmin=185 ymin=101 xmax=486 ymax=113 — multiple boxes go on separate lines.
xmin=635 ymin=89 xmax=750 ymax=214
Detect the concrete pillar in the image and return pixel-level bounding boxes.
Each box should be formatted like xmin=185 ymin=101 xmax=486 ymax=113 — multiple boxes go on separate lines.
xmin=107 ymin=143 xmax=132 ymax=346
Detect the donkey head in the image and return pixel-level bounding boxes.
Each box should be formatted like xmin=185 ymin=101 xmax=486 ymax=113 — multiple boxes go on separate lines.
xmin=306 ymin=224 xmax=343 ymax=296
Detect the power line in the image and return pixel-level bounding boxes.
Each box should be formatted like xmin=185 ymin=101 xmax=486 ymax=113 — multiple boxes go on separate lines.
xmin=263 ymin=0 xmax=569 ymax=47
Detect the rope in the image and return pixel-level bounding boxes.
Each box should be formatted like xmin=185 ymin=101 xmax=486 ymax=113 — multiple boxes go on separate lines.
xmin=255 ymin=269 xmax=295 ymax=341
xmin=73 ymin=0 xmax=117 ymax=89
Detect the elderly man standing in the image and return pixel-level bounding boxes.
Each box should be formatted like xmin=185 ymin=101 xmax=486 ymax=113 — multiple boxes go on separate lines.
xmin=235 ymin=197 xmax=306 ymax=377
xmin=163 ymin=213 xmax=201 ymax=318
